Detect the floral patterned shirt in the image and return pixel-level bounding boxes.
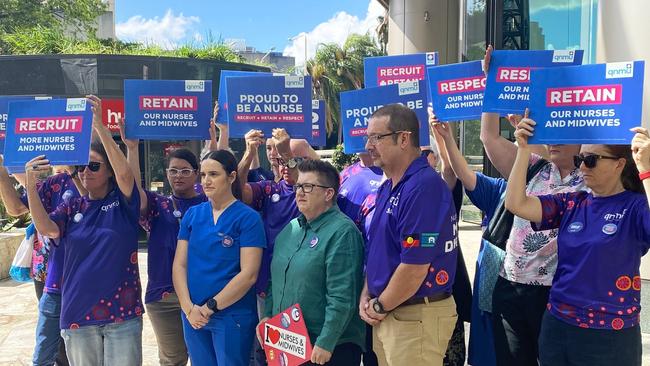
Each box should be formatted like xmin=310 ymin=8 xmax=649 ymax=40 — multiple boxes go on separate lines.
xmin=501 ymin=155 xmax=587 ymax=286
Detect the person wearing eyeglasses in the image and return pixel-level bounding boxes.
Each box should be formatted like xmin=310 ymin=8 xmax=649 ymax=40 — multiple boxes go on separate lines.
xmin=505 ymin=116 xmax=650 ymax=366
xmin=118 ymin=117 xmax=208 ymax=366
xmin=172 ymin=150 xmax=266 ymax=366
xmin=24 ymin=96 xmax=144 ymax=365
xmin=359 ymin=104 xmax=458 ymax=366
xmin=259 ymin=159 xmax=365 ymax=365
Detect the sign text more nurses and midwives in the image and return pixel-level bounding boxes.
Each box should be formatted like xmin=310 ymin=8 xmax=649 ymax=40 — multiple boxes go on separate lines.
xmin=364 ymin=52 xmax=438 ymax=87
xmin=226 ymin=75 xmax=312 ymax=138
xmin=3 ymin=98 xmax=93 ymax=167
xmin=528 ymin=61 xmax=645 ymax=144
xmin=482 ymin=50 xmax=584 ymax=115
xmin=124 ymin=80 xmax=212 ymax=140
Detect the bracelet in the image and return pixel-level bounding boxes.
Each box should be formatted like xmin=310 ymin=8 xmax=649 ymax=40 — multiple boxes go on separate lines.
xmin=187 ymin=305 xmax=194 ymax=317
xmin=639 ymin=171 xmax=650 ymax=181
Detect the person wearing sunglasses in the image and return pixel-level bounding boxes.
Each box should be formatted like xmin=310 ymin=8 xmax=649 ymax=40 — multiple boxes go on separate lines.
xmin=259 ymin=159 xmax=365 ymax=365
xmin=505 ymin=116 xmax=650 ymax=366
xmin=173 ymin=150 xmax=265 ymax=366
xmin=25 ymin=95 xmax=144 ymax=365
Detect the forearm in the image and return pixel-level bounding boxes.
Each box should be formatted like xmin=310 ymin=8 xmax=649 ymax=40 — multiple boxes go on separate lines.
xmin=480 ymin=112 xmax=517 ymax=177
xmin=250 ymin=153 xmax=261 ymax=170
xmin=213 ymin=269 xmax=258 ymax=310
xmin=95 ymin=124 xmax=134 ymax=193
xmin=172 ymin=261 xmax=193 ymax=315
xmin=0 ymin=169 xmax=28 ymax=216
xmin=442 ymin=134 xmax=477 ymax=190
xmin=217 ymin=126 xmax=229 ymax=151
xmin=504 ymin=148 xmax=542 ymax=222
xmin=377 ymin=263 xmax=429 ymax=311
xmin=26 ymin=182 xmax=59 ymax=238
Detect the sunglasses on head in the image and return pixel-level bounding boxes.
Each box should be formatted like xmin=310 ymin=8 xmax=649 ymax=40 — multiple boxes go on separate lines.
xmin=573 ymin=154 xmax=619 ymax=169
xmin=75 ymin=161 xmax=103 ymax=173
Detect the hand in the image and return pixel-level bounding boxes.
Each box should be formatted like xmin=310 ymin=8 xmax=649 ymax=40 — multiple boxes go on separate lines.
xmin=631 ymin=127 xmax=650 ymax=172
xmin=359 ymin=296 xmax=382 ymax=326
xmin=207 ymin=120 xmax=219 ymax=151
xmin=0 ymin=154 xmax=3 ymax=167
xmin=506 ymin=114 xmax=524 ymax=129
xmin=25 ymin=155 xmax=50 ymax=186
xmin=366 ymin=298 xmax=388 ymax=322
xmin=187 ymin=304 xmax=209 ymax=329
xmin=244 ymin=129 xmax=265 ymax=152
xmin=482 ymin=45 xmax=493 ymax=75
xmin=198 ymin=304 xmax=214 ymax=318
xmin=310 ymin=346 xmax=332 ymax=365
xmin=86 ymin=95 xmax=104 ymax=130
xmin=272 ymin=128 xmax=291 ymax=157
xmin=514 ymin=108 xmax=535 ymax=149
xmin=118 ymin=117 xmax=139 ymax=150
xmin=213 ymin=100 xmax=220 ymax=120
xmin=256 ymin=316 xmax=270 ymax=345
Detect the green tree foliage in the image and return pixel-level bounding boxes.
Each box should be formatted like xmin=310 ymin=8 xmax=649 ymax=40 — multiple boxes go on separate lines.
xmin=330 ymin=144 xmax=360 ymax=172
xmin=307 ymin=33 xmax=384 ymax=144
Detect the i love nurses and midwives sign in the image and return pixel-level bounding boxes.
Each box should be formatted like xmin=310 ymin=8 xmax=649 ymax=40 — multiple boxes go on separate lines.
xmin=258 ymin=304 xmax=313 ymax=366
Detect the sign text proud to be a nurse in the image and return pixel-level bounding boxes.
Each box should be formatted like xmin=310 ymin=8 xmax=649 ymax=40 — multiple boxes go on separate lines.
xmin=528 ymin=61 xmax=645 ymax=145
xmin=483 ymin=50 xmax=584 ymax=115
xmin=3 ymin=98 xmax=93 ymax=167
xmin=124 ymin=80 xmax=213 ymax=140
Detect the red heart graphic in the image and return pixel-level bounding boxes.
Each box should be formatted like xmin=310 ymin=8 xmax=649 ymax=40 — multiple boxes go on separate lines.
xmin=267 ymin=327 xmax=281 ymax=344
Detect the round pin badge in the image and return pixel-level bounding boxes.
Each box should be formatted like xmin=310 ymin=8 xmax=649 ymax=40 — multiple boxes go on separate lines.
xmin=568 ymin=222 xmax=584 ymax=233
xmin=271 ymin=193 xmax=280 ymax=203
xmin=73 ymin=213 xmax=83 ymax=223
xmin=172 ymin=210 xmax=182 ymax=218
xmin=602 ymin=223 xmax=618 ymax=235
xmin=281 ymin=313 xmax=291 ymax=328
xmin=222 ymin=235 xmax=234 ymax=247
xmin=291 ymin=307 xmax=301 ymax=322
xmin=309 ymin=236 xmax=319 ymax=248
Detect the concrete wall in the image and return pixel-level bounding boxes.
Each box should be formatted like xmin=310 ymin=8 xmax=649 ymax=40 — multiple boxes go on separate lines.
xmin=0 ymin=232 xmax=26 ymax=280
xmin=596 ymin=0 xmax=650 ymax=278
xmin=386 ymin=0 xmax=460 ymax=64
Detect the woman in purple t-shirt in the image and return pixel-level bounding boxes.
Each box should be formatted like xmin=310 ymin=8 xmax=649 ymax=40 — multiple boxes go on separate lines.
xmin=26 ymin=96 xmax=144 ymax=366
xmin=505 ymin=115 xmax=650 ymax=366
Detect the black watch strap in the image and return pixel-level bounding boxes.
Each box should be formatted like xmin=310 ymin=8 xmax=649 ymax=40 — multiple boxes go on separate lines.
xmin=206 ymin=298 xmax=219 ymax=312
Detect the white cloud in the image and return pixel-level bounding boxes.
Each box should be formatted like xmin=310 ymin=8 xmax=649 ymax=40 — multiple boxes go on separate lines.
xmin=116 ymin=9 xmax=200 ymax=49
xmin=530 ymin=0 xmax=582 ymax=14
xmin=283 ymin=0 xmax=385 ymax=68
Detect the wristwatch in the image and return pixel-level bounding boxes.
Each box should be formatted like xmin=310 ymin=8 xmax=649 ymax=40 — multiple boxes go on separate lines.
xmin=286 ymin=157 xmax=304 ymax=169
xmin=372 ymin=298 xmax=388 ymax=314
xmin=206 ymin=298 xmax=219 ymax=313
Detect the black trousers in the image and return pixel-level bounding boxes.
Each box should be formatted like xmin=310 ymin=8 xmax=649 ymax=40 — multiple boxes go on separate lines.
xmin=539 ymin=311 xmax=641 ymax=366
xmin=491 ymin=276 xmax=550 ymax=366
xmin=303 ymin=343 xmax=362 ymax=366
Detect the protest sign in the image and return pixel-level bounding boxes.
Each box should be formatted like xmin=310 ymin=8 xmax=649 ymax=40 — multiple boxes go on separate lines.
xmin=364 ymin=52 xmax=438 ymax=87
xmin=311 ymin=100 xmax=326 ymax=146
xmin=1 ymin=96 xmax=52 ymax=153
xmin=3 ymin=98 xmax=93 ymax=168
xmin=124 ymin=80 xmax=212 ymax=140
xmin=528 ymin=61 xmax=645 ymax=144
xmin=427 ymin=61 xmax=485 ymax=121
xmin=258 ymin=304 xmax=313 ymax=366
xmin=217 ymin=70 xmax=273 ymax=123
xmin=483 ymin=50 xmax=584 ymax=114
xmin=226 ymin=75 xmax=312 ymax=138
xmin=340 ymin=80 xmax=428 ymax=154
xmin=101 ymin=98 xmax=124 ymax=133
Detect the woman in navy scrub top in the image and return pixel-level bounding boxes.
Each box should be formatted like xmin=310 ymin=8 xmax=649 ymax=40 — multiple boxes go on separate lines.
xmin=506 ymin=114 xmax=650 ymax=366
xmin=173 ymin=150 xmax=266 ymax=366
xmin=26 ymin=96 xmax=144 ymax=366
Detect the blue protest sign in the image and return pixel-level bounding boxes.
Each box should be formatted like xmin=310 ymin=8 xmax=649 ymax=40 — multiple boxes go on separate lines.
xmin=3 ymin=98 xmax=93 ymax=168
xmin=124 ymin=80 xmax=212 ymax=140
xmin=217 ymin=70 xmax=273 ymax=122
xmin=1 ymin=96 xmax=53 ymax=153
xmin=340 ymin=80 xmax=428 ymax=154
xmin=483 ymin=50 xmax=584 ymax=115
xmin=226 ymin=75 xmax=313 ymax=138
xmin=427 ymin=61 xmax=485 ymax=121
xmin=528 ymin=61 xmax=645 ymax=145
xmin=311 ymin=100 xmax=326 ymax=146
xmin=364 ymin=52 xmax=438 ymax=87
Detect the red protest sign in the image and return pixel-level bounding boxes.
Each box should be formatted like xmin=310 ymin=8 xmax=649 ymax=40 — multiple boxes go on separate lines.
xmin=258 ymin=304 xmax=312 ymax=366
xmin=101 ymin=98 xmax=123 ymax=133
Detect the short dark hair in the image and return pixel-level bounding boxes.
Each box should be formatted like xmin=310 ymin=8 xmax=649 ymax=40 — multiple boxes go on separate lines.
xmin=297 ymin=159 xmax=340 ymax=195
xmin=167 ymin=148 xmax=199 ymax=170
xmin=604 ymin=145 xmax=644 ymax=194
xmin=90 ymin=141 xmax=114 ymax=177
xmin=202 ymin=150 xmax=242 ymax=200
xmin=371 ymin=104 xmax=420 ymax=148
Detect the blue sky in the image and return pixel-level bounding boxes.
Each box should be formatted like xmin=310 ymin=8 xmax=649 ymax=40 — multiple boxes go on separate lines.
xmin=115 ymin=0 xmax=384 ymax=65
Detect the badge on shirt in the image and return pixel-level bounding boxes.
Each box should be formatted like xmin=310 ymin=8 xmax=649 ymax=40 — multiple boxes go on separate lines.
xmin=309 ymin=236 xmax=319 ymax=248
xmin=402 ymin=234 xmax=420 ymax=248
xmin=280 ymin=313 xmax=291 ymax=328
xmin=73 ymin=213 xmax=83 ymax=223
xmin=271 ymin=193 xmax=280 ymax=203
xmin=222 ymin=235 xmax=234 ymax=247
xmin=602 ymin=223 xmax=618 ymax=235
xmin=568 ymin=222 xmax=583 ymax=233
xmin=291 ymin=307 xmax=301 ymax=322
xmin=172 ymin=210 xmax=182 ymax=218
xmin=421 ymin=233 xmax=439 ymax=247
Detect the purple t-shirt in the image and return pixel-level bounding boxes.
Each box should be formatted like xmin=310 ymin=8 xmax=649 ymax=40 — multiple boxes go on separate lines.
xmin=21 ymin=173 xmax=80 ymax=293
xmin=535 ymin=190 xmax=650 ymax=330
xmin=338 ymin=161 xmax=383 ymax=225
xmin=140 ymin=191 xmax=207 ymax=304
xmin=366 ymin=157 xmax=458 ymax=298
xmin=49 ymin=183 xmax=143 ymax=329
xmin=249 ymin=179 xmax=300 ymax=296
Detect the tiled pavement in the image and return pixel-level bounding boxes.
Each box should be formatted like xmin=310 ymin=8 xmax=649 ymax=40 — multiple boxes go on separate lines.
xmin=1 ymin=222 xmax=649 ymax=365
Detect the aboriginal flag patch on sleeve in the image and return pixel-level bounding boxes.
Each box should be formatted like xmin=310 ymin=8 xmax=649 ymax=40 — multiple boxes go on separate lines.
xmin=402 ymin=234 xmax=421 ymax=248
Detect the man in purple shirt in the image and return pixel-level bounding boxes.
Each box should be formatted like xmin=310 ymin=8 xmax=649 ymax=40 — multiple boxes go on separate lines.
xmin=338 ymin=153 xmax=384 ymax=226
xmin=359 ymin=104 xmax=458 ymax=366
